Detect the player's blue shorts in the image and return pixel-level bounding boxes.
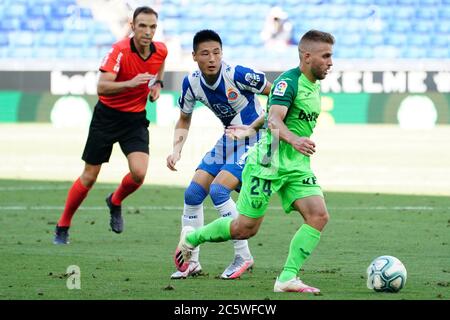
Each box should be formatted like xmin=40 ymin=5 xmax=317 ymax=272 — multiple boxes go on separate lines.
xmin=197 ymin=132 xmax=260 ymax=183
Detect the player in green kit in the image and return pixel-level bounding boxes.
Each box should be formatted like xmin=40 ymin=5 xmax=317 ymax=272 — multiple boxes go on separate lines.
xmin=173 ymin=30 xmax=334 ymax=293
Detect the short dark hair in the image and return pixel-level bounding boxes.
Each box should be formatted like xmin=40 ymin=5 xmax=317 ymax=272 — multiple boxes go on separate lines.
xmin=133 ymin=6 xmax=158 ymax=22
xmin=193 ymin=29 xmax=222 ymax=52
xmin=300 ymin=30 xmax=335 ymax=46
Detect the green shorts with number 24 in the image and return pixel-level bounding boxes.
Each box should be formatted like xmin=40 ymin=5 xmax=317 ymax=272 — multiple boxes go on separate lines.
xmin=236 ymin=165 xmax=323 ymax=219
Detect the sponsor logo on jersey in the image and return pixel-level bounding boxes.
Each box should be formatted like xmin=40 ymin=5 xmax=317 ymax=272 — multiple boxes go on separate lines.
xmin=298 ymin=109 xmax=319 ymax=122
xmin=273 ymin=81 xmax=288 ymax=96
xmin=227 ymin=88 xmax=239 ymax=101
xmin=245 ymin=73 xmax=261 ymax=87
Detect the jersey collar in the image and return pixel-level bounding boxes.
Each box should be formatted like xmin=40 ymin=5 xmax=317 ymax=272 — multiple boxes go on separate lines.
xmin=130 ymin=37 xmax=156 ymax=61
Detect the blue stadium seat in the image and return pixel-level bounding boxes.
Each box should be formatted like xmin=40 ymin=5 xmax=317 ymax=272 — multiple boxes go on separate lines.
xmin=340 ymin=19 xmax=366 ymax=33
xmin=359 ymin=46 xmax=375 ymax=59
xmin=436 ymin=20 xmax=450 ymax=33
xmin=63 ymin=31 xmax=89 ymax=47
xmin=37 ymin=32 xmax=60 ymax=47
xmin=363 ymin=33 xmax=384 ymax=46
xmin=324 ymin=5 xmax=348 ymax=19
xmin=334 ymin=46 xmax=355 ymax=59
xmin=162 ymin=18 xmax=181 ymax=35
xmin=59 ymin=46 xmax=85 ymax=59
xmin=90 ymin=32 xmax=116 ymax=47
xmin=179 ymin=32 xmax=193 ymax=49
xmin=301 ymin=6 xmax=323 ymax=19
xmin=45 ymin=19 xmax=65 ymax=32
xmin=412 ymin=20 xmax=434 ymax=33
xmin=339 ymin=33 xmax=362 ymax=46
xmin=439 ymin=7 xmax=450 ymax=20
xmin=79 ymin=7 xmax=93 ymax=19
xmin=4 ymin=4 xmax=27 ymax=18
xmin=373 ymin=46 xmax=401 ymax=59
xmin=82 ymin=47 xmax=99 ymax=59
xmin=389 ymin=19 xmax=413 ymax=33
xmin=0 ymin=0 xmax=447 ymax=60
xmin=348 ymin=6 xmax=372 ymax=19
xmin=32 ymin=0 xmax=60 ymax=4
xmin=26 ymin=5 xmax=52 ymax=19
xmin=0 ymin=47 xmax=9 ymax=58
xmin=416 ymin=7 xmax=438 ymax=20
xmin=352 ymin=0 xmax=376 ymax=4
xmin=403 ymin=46 xmax=427 ymax=59
xmin=223 ymin=33 xmax=247 ymax=47
xmin=373 ymin=0 xmax=394 ymax=5
xmin=0 ymin=18 xmax=22 ymax=32
xmin=92 ymin=23 xmax=111 ymax=34
xmin=393 ymin=6 xmax=415 ymax=20
xmin=385 ymin=33 xmax=407 ymax=47
xmin=9 ymin=31 xmax=34 ymax=47
xmin=0 ymin=33 xmax=9 ymax=47
xmin=431 ymin=34 xmax=450 ymax=48
xmin=51 ymin=4 xmax=73 ymax=19
xmin=408 ymin=34 xmax=430 ymax=47
xmin=21 ymin=19 xmax=46 ymax=31
xmin=246 ymin=36 xmax=263 ymax=47
xmin=160 ymin=3 xmax=181 ymax=18
xmin=33 ymin=46 xmax=58 ymax=59
xmin=8 ymin=46 xmax=34 ymax=58
xmin=428 ymin=47 xmax=450 ymax=59
xmin=418 ymin=0 xmax=440 ymax=5
xmin=98 ymin=45 xmax=111 ymax=58
xmin=397 ymin=0 xmax=417 ymax=5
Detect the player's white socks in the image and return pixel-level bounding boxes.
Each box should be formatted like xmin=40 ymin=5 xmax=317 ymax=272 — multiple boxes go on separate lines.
xmin=182 ymin=203 xmax=204 ymax=262
xmin=215 ymin=198 xmax=252 ymax=261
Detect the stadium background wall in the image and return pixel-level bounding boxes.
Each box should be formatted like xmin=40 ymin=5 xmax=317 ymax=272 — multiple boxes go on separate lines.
xmin=0 ymin=71 xmax=449 ymax=125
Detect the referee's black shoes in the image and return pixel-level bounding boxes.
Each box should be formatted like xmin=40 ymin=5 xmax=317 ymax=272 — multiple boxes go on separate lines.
xmin=106 ymin=193 xmax=124 ymax=234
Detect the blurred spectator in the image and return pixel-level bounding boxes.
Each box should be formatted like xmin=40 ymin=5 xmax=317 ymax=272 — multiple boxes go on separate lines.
xmin=260 ymin=6 xmax=295 ymax=49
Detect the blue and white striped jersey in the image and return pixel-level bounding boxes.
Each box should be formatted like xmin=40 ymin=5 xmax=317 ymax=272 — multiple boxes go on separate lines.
xmin=178 ymin=62 xmax=267 ymax=127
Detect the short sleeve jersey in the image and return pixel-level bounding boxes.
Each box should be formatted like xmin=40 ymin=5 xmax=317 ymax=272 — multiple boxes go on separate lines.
xmin=99 ymin=37 xmax=167 ymax=112
xmin=177 ymin=62 xmax=267 ymax=127
xmin=246 ymin=67 xmax=321 ymax=179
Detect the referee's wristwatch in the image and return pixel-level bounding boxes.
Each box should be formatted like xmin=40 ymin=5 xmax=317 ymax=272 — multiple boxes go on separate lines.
xmin=154 ymin=80 xmax=164 ymax=88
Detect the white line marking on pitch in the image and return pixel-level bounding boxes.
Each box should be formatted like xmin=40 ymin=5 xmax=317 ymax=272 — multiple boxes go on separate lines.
xmin=0 ymin=205 xmax=443 ymax=211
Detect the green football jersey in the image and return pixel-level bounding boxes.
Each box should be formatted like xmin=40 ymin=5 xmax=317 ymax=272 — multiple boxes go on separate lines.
xmin=246 ymin=67 xmax=321 ymax=179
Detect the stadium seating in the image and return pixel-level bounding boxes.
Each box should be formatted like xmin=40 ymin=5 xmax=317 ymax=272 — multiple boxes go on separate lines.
xmin=0 ymin=0 xmax=448 ymax=62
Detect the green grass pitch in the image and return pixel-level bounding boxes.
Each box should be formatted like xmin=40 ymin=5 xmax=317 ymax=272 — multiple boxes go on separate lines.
xmin=0 ymin=179 xmax=449 ymax=300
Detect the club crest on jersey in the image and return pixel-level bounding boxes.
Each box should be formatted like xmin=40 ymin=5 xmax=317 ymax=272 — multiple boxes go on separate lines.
xmin=273 ymin=81 xmax=288 ymax=96
xmin=245 ymin=73 xmax=261 ymax=87
xmin=227 ymin=88 xmax=238 ymax=101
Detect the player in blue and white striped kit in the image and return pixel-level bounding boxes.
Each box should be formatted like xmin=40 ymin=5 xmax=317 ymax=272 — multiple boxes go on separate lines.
xmin=167 ymin=30 xmax=271 ymax=279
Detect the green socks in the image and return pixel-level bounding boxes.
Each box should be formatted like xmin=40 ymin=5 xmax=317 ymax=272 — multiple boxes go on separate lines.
xmin=186 ymin=217 xmax=233 ymax=247
xmin=279 ymin=223 xmax=321 ymax=282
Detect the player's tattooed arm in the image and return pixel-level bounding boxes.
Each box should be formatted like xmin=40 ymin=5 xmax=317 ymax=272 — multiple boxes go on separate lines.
xmin=167 ymin=111 xmax=192 ymax=171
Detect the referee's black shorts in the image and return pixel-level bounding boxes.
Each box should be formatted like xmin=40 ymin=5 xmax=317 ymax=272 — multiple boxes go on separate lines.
xmin=82 ymin=101 xmax=150 ymax=165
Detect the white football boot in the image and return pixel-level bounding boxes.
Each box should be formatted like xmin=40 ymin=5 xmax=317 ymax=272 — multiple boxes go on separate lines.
xmin=220 ymin=254 xmax=254 ymax=279
xmin=173 ymin=226 xmax=195 ymax=272
xmin=170 ymin=261 xmax=202 ymax=279
xmin=273 ymin=277 xmax=320 ymax=293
